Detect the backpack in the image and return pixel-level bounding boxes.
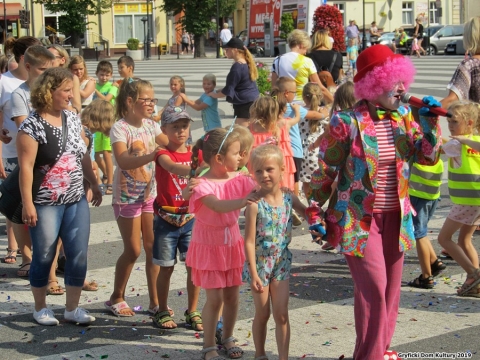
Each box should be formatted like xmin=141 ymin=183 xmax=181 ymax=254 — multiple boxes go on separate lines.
xmin=182 ymin=33 xmax=189 ymax=43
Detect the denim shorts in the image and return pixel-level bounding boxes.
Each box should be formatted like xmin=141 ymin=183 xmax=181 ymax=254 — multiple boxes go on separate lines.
xmin=410 ymin=195 xmax=440 ymax=240
xmin=152 ymin=215 xmax=194 ymax=267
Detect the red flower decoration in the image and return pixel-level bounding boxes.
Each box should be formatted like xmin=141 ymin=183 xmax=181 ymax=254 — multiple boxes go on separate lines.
xmin=312 ymin=5 xmax=346 ymax=52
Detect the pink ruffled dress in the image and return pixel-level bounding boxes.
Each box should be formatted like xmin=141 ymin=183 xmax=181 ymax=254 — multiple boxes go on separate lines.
xmin=186 ymin=173 xmax=256 ymax=289
xmin=248 ymin=121 xmax=295 ymax=190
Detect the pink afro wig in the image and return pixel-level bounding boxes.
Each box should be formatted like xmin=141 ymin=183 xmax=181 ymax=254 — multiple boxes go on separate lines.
xmin=354 ymin=56 xmax=416 ymax=101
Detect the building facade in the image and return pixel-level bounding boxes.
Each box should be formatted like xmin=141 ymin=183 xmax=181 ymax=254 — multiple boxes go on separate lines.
xmin=1 ymin=0 xmax=479 ymax=56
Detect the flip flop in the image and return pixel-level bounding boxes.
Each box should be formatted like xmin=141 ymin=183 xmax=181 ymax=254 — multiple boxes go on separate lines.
xmin=104 ymin=300 xmax=135 ymax=317
xmin=46 ymin=281 xmax=65 ymax=295
xmin=17 ymin=263 xmax=31 ymax=277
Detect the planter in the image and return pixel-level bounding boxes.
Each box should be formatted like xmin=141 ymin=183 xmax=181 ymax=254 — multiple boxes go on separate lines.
xmin=126 ymin=49 xmax=142 ymax=61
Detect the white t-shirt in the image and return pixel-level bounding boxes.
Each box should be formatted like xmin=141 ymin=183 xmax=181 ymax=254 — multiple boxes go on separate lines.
xmin=0 ymin=71 xmax=25 ymax=158
xmin=220 ymin=29 xmax=232 ymax=44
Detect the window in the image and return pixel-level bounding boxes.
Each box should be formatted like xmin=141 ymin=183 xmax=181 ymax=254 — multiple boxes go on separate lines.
xmin=402 ymin=2 xmax=413 ymax=25
xmin=333 ymin=3 xmax=345 ymax=26
xmin=113 ymin=2 xmax=154 ymax=45
xmin=429 ymin=2 xmax=438 ymax=24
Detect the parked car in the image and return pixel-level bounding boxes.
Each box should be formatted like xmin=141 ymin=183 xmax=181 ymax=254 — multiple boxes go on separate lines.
xmin=427 ymin=24 xmax=464 ymax=55
xmin=445 ymin=39 xmax=466 ymax=55
xmin=378 ymin=32 xmax=395 ymax=46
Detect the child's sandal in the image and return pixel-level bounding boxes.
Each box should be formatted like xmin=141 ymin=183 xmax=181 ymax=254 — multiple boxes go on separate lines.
xmin=201 ymin=346 xmax=226 ymax=360
xmin=105 ymin=184 xmax=113 ymax=195
xmin=184 ymin=309 xmax=203 ymax=331
xmin=458 ymin=268 xmax=480 ymax=296
xmin=407 ymin=275 xmax=434 ymax=289
xmin=221 ymin=336 xmax=244 ymax=359
xmin=431 ymin=259 xmax=446 ymax=277
xmin=153 ymin=310 xmax=177 ymax=329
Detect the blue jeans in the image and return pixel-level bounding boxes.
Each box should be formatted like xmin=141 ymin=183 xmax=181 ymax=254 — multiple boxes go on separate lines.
xmin=29 ymin=197 xmax=90 ymax=288
xmin=152 ymin=216 xmax=194 ymax=267
xmin=410 ymin=195 xmax=440 ymax=240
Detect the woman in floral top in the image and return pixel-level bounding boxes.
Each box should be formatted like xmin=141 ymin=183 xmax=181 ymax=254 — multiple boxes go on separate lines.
xmin=309 ymin=45 xmax=442 ymax=359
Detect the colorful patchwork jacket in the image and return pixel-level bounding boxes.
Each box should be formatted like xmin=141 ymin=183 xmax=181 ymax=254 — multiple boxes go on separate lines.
xmin=310 ymin=100 xmax=441 ymax=257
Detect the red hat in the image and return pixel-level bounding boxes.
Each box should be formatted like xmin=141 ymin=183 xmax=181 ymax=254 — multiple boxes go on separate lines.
xmin=354 ymin=45 xmax=403 ymax=83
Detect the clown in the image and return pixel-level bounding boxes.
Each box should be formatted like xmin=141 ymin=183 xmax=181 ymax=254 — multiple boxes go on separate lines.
xmin=309 ymin=45 xmax=442 ymax=359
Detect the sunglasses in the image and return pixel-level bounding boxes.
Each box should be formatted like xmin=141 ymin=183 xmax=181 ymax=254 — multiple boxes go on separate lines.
xmin=217 ymin=117 xmax=237 ymax=155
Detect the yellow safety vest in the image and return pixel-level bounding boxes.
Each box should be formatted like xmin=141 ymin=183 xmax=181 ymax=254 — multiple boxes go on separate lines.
xmin=448 ymin=135 xmax=480 ymax=205
xmin=408 ymin=161 xmax=444 ymax=200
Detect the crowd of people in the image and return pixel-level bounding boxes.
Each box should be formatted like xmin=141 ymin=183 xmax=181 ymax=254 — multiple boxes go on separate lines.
xmin=1 ymin=15 xmax=480 ymax=360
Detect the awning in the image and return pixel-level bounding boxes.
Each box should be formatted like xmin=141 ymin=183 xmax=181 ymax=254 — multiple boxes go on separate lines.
xmin=0 ymin=3 xmax=24 ymax=21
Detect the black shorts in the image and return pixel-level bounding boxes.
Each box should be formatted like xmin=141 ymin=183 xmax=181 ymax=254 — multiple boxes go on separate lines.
xmin=181 ymin=42 xmax=189 ymax=51
xmin=232 ymin=102 xmax=254 ymax=119
xmin=293 ymin=157 xmax=303 ymax=182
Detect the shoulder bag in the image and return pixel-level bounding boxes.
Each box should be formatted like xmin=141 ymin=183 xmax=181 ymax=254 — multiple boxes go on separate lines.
xmin=0 ymin=111 xmax=69 ymax=224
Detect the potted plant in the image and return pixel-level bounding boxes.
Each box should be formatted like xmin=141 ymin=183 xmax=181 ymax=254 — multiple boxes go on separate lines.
xmin=126 ymin=38 xmax=142 ymax=61
xmin=278 ymin=13 xmax=294 ymax=54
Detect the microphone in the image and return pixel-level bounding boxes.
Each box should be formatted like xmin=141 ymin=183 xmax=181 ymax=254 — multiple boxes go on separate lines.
xmin=400 ymin=93 xmax=452 ymax=118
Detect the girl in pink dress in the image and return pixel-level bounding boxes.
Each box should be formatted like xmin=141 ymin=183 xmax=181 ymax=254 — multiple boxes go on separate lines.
xmin=248 ymin=96 xmax=298 ymax=191
xmin=186 ymin=126 xmax=258 ymax=360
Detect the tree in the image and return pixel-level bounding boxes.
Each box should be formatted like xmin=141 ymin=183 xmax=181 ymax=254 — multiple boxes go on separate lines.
xmin=312 ymin=5 xmax=346 ymax=52
xmin=35 ymin=0 xmax=114 ymax=50
xmin=162 ymin=0 xmax=238 ymax=58
xmin=279 ymin=13 xmax=294 ymax=41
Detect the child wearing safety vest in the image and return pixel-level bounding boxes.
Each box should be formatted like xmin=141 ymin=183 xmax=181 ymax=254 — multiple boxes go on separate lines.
xmin=438 ymin=100 xmax=480 ymax=298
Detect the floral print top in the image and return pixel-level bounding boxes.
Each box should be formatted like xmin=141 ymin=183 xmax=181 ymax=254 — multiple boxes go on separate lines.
xmin=310 ymin=100 xmax=442 ymax=257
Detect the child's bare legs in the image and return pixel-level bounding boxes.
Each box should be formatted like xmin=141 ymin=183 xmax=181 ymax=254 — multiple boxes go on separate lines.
xmin=4 ymin=220 xmax=18 ymax=264
xmin=110 ymin=214 xmax=159 ymax=315
xmin=438 ymin=218 xmax=478 ymax=279
xmin=95 ymin=152 xmax=106 ymax=184
xmin=416 ymin=236 xmax=438 ymax=277
xmin=222 ymin=286 xmax=242 ymax=357
xmin=103 ymin=150 xmax=114 ymax=186
xmin=252 ymin=283 xmax=271 ymax=359
xmin=140 ymin=212 xmax=159 ymax=310
xmin=270 ymin=280 xmax=290 ymax=360
xmin=186 ymin=266 xmax=203 ymax=330
xmin=156 ymin=265 xmax=177 ymax=328
xmin=202 ymin=288 xmax=223 ymax=360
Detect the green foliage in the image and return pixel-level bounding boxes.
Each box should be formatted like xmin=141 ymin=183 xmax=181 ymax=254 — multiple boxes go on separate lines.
xmin=256 ymin=62 xmax=271 ymax=96
xmin=279 ymin=13 xmax=294 ymax=41
xmin=126 ymin=38 xmax=140 ymax=50
xmin=162 ymin=0 xmax=238 ymax=38
xmin=35 ymin=0 xmax=113 ymax=47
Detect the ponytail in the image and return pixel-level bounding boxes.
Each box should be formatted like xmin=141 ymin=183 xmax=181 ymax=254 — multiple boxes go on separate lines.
xmin=190 ymin=138 xmax=204 ymax=177
xmin=239 ymin=48 xmax=258 ymax=81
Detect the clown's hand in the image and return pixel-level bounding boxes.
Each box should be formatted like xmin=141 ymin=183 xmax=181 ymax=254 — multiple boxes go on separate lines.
xmin=419 ymin=96 xmax=441 ymax=117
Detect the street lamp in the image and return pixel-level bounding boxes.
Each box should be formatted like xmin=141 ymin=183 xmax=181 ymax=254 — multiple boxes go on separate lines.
xmin=362 ymin=0 xmax=367 ymax=51
xmin=3 ymin=1 xmax=7 ymax=44
xmin=146 ymin=0 xmax=151 ymax=60
xmin=216 ymin=0 xmax=220 ymax=58
xmin=141 ymin=16 xmax=148 ymax=60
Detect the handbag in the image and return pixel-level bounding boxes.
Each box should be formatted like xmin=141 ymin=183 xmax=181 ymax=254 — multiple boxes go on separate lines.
xmin=314 ymin=52 xmax=340 ymax=87
xmin=0 ymin=111 xmax=68 ymax=224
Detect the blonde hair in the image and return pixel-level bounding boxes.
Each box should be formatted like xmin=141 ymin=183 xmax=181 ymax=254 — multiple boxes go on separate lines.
xmin=250 ymin=144 xmax=284 ymax=172
xmin=170 ymin=75 xmax=186 ymax=93
xmin=270 ymin=76 xmax=295 ymax=114
xmin=232 ymin=124 xmax=254 ymax=153
xmin=24 ymin=45 xmax=55 ymax=67
xmin=30 ymin=67 xmax=73 ymax=113
xmin=330 ymin=81 xmax=356 ymax=117
xmin=116 ymin=79 xmax=154 ymax=119
xmin=203 ymin=73 xmax=216 ymax=86
xmin=68 ymin=55 xmax=88 ymax=81
xmin=236 ymin=49 xmax=258 ymax=81
xmin=191 ymin=127 xmax=240 ymax=175
xmin=310 ymin=30 xmax=332 ymax=51
xmin=463 ymin=16 xmax=480 ymax=55
xmin=448 ymin=100 xmax=480 ymax=134
xmin=287 ymin=29 xmax=311 ymax=49
xmin=48 ymin=44 xmax=70 ymax=67
xmin=81 ymin=99 xmax=116 ymax=136
xmin=303 ymin=83 xmax=324 ymax=133
xmin=250 ymin=96 xmax=279 ymax=135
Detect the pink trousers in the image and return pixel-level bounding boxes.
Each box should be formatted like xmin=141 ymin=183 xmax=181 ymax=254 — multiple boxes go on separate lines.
xmin=345 ymin=211 xmax=404 ymax=360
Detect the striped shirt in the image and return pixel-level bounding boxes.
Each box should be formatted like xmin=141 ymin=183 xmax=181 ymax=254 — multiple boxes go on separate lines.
xmin=373 ymin=118 xmax=400 ymax=212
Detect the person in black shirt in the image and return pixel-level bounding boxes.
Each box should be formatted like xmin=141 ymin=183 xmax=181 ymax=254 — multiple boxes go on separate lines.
xmin=307 ymin=30 xmax=343 ymax=83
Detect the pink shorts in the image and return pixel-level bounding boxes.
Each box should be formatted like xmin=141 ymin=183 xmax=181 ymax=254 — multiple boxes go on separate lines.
xmin=113 ymin=198 xmax=154 ymax=219
xmin=447 ymin=204 xmax=480 ymax=226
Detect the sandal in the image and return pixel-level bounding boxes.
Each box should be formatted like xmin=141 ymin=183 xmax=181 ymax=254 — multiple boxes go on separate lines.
xmin=153 ymin=310 xmax=177 ymax=329
xmin=408 ymin=275 xmax=434 ymax=289
xmin=102 ymin=175 xmax=108 ymax=185
xmin=148 ymin=305 xmax=174 ymax=317
xmin=104 ymin=300 xmax=135 ymax=317
xmin=201 ymin=346 xmax=226 ymax=360
xmin=17 ymin=263 xmax=31 ymax=277
xmin=221 ymin=336 xmax=244 ymax=359
xmin=46 ymin=281 xmax=65 ymax=295
xmin=3 ymin=248 xmax=18 ymax=264
xmin=439 ymin=249 xmax=453 ymax=260
xmin=431 ymin=259 xmax=446 ymax=277
xmin=105 ymin=184 xmax=113 ymax=195
xmin=459 ymin=283 xmax=480 ymax=298
xmin=457 ymin=268 xmax=480 ymax=296
xmin=184 ymin=309 xmax=203 ymax=331
xmin=82 ymin=280 xmax=98 ymax=291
